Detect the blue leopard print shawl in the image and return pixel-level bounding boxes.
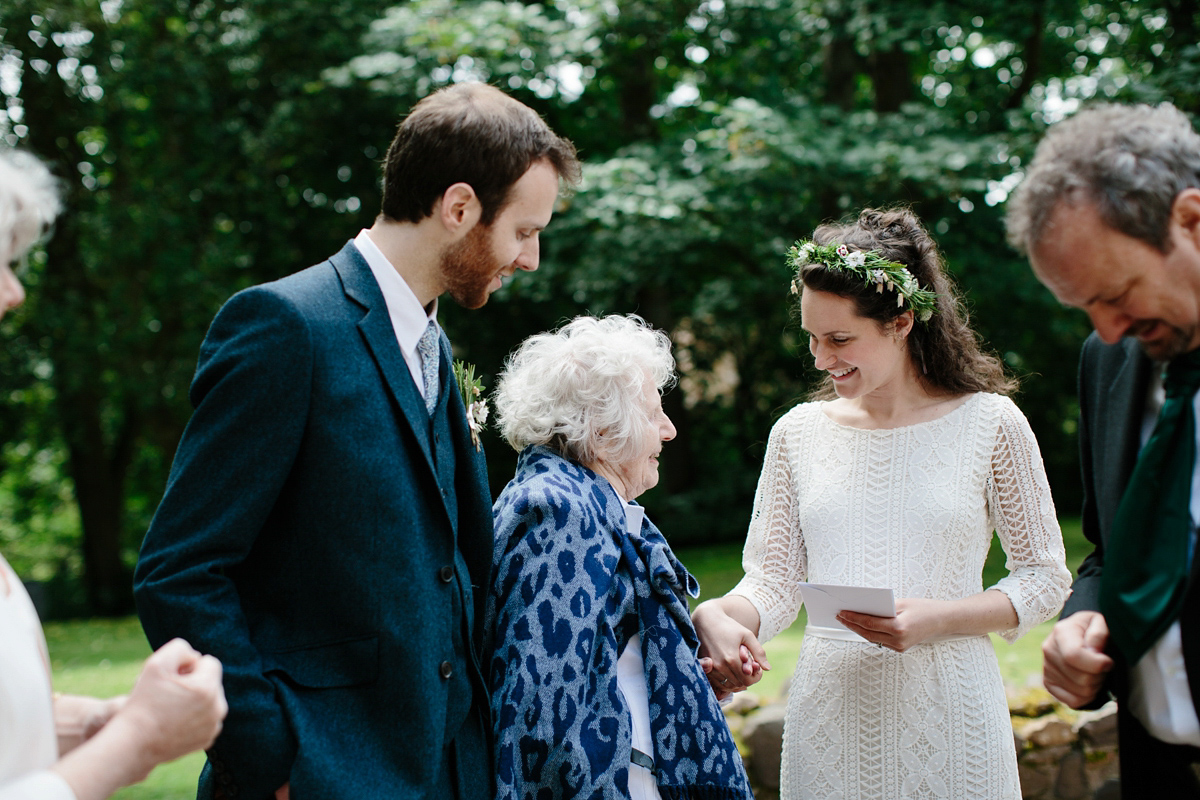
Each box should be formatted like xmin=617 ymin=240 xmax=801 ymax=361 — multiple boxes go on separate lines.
xmin=484 ymin=446 xmax=754 ymax=800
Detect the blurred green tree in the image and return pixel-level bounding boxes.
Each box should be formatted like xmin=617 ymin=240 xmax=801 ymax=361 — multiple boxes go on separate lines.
xmin=1 ymin=0 xmax=397 ymax=613
xmin=2 ymin=0 xmax=1197 ymax=612
xmin=335 ymin=0 xmax=1196 ymax=540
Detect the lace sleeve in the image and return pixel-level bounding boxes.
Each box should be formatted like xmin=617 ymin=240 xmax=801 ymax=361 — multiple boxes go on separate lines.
xmin=986 ymin=398 xmax=1071 ymax=643
xmin=728 ymin=411 xmax=807 ymax=643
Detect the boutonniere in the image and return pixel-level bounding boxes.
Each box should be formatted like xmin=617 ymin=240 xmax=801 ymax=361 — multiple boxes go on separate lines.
xmin=452 ymin=360 xmax=489 ymax=451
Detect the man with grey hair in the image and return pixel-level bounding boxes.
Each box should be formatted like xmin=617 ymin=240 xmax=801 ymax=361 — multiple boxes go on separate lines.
xmin=1006 ymin=102 xmax=1200 ymax=796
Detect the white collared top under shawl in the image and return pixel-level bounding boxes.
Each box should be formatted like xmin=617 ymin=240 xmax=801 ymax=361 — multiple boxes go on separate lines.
xmin=613 ymin=500 xmax=662 ymax=800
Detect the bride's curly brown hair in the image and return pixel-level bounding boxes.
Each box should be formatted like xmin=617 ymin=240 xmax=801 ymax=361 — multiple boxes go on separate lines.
xmin=793 ymin=207 xmax=1016 ymax=400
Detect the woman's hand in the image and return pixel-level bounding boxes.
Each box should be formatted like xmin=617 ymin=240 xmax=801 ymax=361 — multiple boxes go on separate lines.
xmin=838 ymin=598 xmax=951 ymax=652
xmin=838 ymin=591 xmax=1018 ymax=652
xmin=692 ymin=598 xmax=770 ymax=693
xmin=54 ymin=694 xmax=128 ymax=755
xmin=699 ymin=646 xmax=761 ymax=700
xmin=104 ymin=638 xmax=228 ymax=780
xmin=50 ymin=639 xmax=228 ymax=800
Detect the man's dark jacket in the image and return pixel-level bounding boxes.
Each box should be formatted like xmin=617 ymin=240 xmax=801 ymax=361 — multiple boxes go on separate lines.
xmin=134 ymin=242 xmax=494 ymax=799
xmin=1067 ymin=333 xmax=1200 ymax=788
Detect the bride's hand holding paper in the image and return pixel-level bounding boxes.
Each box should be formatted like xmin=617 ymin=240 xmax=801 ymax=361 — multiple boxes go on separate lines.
xmin=838 ymin=592 xmax=1021 ymax=653
xmin=837 ymin=597 xmax=952 ymax=652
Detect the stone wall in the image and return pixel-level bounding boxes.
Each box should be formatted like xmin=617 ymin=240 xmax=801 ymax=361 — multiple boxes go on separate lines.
xmin=723 ymin=689 xmax=1120 ymax=800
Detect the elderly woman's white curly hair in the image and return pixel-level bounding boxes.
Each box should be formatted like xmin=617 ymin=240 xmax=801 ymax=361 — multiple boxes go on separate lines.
xmin=495 ymin=314 xmax=676 ymax=467
xmin=0 ymin=149 xmax=61 ymax=265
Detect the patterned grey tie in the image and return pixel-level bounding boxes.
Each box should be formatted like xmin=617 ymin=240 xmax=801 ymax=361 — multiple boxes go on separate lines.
xmin=416 ymin=320 xmax=439 ymax=416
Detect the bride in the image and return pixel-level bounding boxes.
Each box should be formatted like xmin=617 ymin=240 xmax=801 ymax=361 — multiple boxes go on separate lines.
xmin=692 ymin=208 xmax=1071 ymax=799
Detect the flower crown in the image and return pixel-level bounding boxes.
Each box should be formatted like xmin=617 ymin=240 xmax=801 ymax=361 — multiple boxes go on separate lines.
xmin=787 ymin=240 xmax=938 ymax=323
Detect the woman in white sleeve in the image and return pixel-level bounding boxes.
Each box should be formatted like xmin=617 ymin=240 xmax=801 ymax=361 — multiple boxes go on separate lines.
xmin=0 ymin=148 xmax=226 ymax=800
xmin=692 ymin=207 xmax=1071 ymax=800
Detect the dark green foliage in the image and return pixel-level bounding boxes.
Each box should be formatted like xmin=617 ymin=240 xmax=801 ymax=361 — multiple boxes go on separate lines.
xmin=2 ymin=0 xmax=1196 ymax=611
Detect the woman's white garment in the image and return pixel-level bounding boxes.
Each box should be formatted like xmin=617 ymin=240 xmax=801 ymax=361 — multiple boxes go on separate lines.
xmin=730 ymin=393 xmax=1070 ymax=800
xmin=615 ymin=502 xmax=663 ymax=800
xmin=0 ymin=555 xmax=75 ymax=800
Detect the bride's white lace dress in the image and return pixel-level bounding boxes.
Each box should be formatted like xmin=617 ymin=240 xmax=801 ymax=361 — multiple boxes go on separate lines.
xmin=730 ymin=393 xmax=1070 ymax=800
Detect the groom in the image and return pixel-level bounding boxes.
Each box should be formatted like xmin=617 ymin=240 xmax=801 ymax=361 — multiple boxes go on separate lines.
xmin=134 ymin=83 xmax=579 ymax=800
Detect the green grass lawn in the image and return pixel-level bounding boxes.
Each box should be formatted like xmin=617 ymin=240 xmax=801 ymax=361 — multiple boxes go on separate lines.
xmin=43 ymin=517 xmax=1088 ymax=799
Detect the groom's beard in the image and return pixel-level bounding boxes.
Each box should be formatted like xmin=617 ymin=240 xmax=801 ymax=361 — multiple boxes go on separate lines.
xmin=440 ymin=223 xmax=505 ymax=310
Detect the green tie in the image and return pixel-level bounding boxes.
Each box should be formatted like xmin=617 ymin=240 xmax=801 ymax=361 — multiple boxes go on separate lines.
xmin=1101 ymin=348 xmax=1200 ymax=664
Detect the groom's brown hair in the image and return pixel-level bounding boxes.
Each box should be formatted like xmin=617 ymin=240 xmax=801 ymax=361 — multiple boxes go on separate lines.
xmin=381 ymin=82 xmax=580 ymax=226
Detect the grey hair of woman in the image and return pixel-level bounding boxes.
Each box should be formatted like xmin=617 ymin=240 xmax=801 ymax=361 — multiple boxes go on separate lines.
xmin=1006 ymin=102 xmax=1200 ymax=255
xmin=0 ymin=148 xmax=61 ymax=265
xmin=494 ymin=314 xmax=676 ymax=466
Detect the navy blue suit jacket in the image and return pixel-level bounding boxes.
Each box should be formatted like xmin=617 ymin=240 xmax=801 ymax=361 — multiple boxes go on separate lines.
xmin=134 ymin=242 xmax=495 ymax=799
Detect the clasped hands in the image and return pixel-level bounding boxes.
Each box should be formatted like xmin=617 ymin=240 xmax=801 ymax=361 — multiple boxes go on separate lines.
xmin=52 ymin=638 xmax=227 ymax=797
xmin=692 ymin=600 xmax=771 ymax=700
xmin=1040 ymin=611 xmax=1113 ymax=708
xmin=694 ymin=596 xmax=981 ymax=699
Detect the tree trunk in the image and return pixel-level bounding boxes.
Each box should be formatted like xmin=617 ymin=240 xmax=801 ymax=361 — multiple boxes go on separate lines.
xmin=67 ymin=425 xmax=134 ymax=615
xmin=824 ymin=36 xmax=861 ymax=110
xmin=870 ymin=49 xmax=913 ymax=113
xmin=638 ymin=286 xmax=697 ymax=496
xmin=1006 ymin=4 xmax=1044 ymax=110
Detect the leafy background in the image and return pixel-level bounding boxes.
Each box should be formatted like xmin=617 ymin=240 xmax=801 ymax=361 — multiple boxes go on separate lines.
xmin=2 ymin=0 xmax=1197 ymax=615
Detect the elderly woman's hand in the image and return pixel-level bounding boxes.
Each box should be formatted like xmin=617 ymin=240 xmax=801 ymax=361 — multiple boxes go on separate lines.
xmin=692 ymin=598 xmax=770 ymax=694
xmin=699 ymin=646 xmax=762 ymax=700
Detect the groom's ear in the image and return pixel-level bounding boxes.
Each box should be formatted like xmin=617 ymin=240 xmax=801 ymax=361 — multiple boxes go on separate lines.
xmin=438 ymin=182 xmax=483 ymax=234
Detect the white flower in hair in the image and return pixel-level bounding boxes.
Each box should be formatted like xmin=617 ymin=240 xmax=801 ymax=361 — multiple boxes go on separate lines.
xmin=785 ymin=238 xmax=939 ymax=323
xmin=871 ymin=269 xmax=886 ymax=293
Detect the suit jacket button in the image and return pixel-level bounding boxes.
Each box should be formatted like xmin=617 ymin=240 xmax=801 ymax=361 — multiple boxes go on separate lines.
xmin=439 ymin=660 xmax=453 ymax=679
xmin=439 ymin=565 xmax=454 ymax=582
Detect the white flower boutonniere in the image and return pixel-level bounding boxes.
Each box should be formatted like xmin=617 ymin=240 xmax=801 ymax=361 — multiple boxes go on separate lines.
xmin=452 ymin=360 xmax=489 ymax=451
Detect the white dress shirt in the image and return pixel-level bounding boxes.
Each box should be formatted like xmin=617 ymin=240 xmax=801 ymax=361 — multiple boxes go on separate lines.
xmin=353 ymin=230 xmax=439 ymax=402
xmin=0 ymin=555 xmax=76 ymax=800
xmin=614 ymin=502 xmax=663 ymax=800
xmin=1127 ymin=372 xmax=1200 ymax=746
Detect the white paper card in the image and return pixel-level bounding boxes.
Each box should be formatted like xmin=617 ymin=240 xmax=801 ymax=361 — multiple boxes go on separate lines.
xmin=798 ymin=582 xmax=896 ymax=635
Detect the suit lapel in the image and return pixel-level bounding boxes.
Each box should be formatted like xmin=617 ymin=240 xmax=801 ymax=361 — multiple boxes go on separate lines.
xmin=1101 ymin=340 xmax=1152 ymax=516
xmin=331 ymin=242 xmax=437 ymax=477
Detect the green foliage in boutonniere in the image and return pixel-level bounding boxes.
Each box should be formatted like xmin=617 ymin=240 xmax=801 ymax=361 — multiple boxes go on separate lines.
xmin=452 ymin=360 xmax=489 ymax=451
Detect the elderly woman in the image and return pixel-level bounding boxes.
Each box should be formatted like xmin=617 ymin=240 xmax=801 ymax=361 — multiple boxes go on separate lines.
xmin=0 ymin=148 xmax=226 ymax=800
xmin=484 ymin=315 xmax=753 ymax=800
